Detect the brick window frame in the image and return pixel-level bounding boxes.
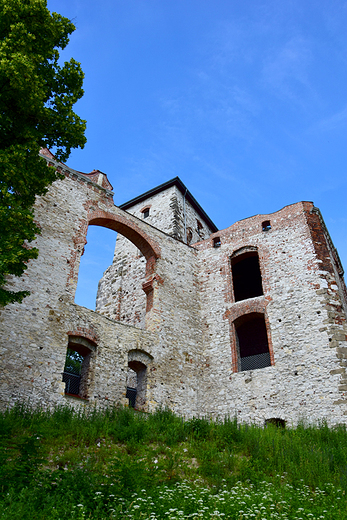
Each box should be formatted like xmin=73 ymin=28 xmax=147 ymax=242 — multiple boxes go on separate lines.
xmin=234 ymin=312 xmax=271 ymax=371
xmin=230 ymin=246 xmax=264 ymax=303
xmin=140 ymin=205 xmax=151 ymax=218
xmin=225 ymin=299 xmax=274 ymax=373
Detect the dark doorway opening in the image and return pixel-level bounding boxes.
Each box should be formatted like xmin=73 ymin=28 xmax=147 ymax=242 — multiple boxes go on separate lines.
xmin=127 ymin=360 xmax=147 ymax=409
xmin=265 ymin=418 xmax=286 ymax=428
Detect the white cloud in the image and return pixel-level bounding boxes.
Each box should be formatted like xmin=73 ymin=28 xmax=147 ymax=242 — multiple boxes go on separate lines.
xmin=261 ymin=36 xmax=314 ymax=103
xmin=314 ymin=105 xmax=347 ymax=132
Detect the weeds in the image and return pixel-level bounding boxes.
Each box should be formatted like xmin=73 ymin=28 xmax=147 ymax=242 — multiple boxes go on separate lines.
xmin=0 ymin=404 xmax=347 ymax=518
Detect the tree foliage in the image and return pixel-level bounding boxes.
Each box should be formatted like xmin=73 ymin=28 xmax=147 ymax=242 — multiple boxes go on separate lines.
xmin=64 ymin=348 xmax=83 ymax=375
xmin=0 ymin=0 xmax=86 ymax=306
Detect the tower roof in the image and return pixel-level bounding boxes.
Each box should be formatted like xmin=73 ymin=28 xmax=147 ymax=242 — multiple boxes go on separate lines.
xmin=119 ymin=177 xmax=218 ymax=232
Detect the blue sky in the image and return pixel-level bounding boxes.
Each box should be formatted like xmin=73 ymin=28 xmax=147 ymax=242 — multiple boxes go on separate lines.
xmin=46 ymin=0 xmax=347 ymax=310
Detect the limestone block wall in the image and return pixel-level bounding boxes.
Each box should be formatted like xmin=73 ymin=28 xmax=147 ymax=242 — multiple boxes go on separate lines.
xmin=144 ymin=239 xmax=202 ymax=416
xmin=118 ymin=184 xmax=214 ymax=242
xmin=120 ymin=186 xmax=182 ymax=236
xmin=96 ymin=182 xmax=215 ymax=328
xmin=0 ymin=161 xmax=204 ymax=416
xmin=195 ymin=202 xmax=347 ymax=425
xmin=96 ymin=237 xmax=147 ymax=327
xmin=1 ymin=156 xmax=347 ymax=424
xmin=0 ymin=166 xmax=117 ymax=407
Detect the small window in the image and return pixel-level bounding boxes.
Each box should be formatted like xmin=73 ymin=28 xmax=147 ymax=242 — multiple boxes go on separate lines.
xmin=140 ymin=206 xmax=151 ymax=218
xmin=262 ymin=220 xmax=271 ymax=231
xmin=63 ymin=348 xmax=84 ymax=396
xmin=213 ymin=237 xmax=221 ymax=248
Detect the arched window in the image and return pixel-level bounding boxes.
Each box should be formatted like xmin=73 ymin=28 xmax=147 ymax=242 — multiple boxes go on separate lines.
xmin=234 ymin=313 xmax=271 ymax=371
xmin=231 ymin=249 xmax=263 ymax=302
xmin=62 ymin=336 xmax=96 ymax=398
xmin=126 ymin=349 xmax=153 ymax=410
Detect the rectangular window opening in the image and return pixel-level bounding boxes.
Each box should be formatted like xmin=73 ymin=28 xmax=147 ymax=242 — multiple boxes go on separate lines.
xmin=231 ymin=253 xmax=264 ymax=302
xmin=262 ymin=220 xmax=271 ymax=231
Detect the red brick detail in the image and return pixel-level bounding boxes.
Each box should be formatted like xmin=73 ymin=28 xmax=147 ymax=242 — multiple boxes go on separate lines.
xmin=145 ymin=256 xmax=157 ymax=277
xmin=304 ymin=204 xmax=334 ymax=276
xmin=264 ymin=312 xmax=275 ymax=366
xmin=229 ymin=321 xmax=238 ymax=372
xmin=87 ymin=209 xmax=161 ymax=261
xmin=67 ymin=205 xmax=161 ymax=289
xmin=67 ymin=329 xmax=98 ymax=346
xmin=194 ymin=201 xmax=311 ymax=252
xmin=224 ymin=297 xmax=267 ymax=322
xmin=142 ymin=275 xmax=164 ymax=313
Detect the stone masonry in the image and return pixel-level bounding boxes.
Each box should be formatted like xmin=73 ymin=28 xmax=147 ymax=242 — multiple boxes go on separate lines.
xmin=0 ymin=149 xmax=346 ymax=425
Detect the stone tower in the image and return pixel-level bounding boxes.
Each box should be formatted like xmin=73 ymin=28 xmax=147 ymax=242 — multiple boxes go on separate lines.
xmin=95 ymin=178 xmax=217 ymax=327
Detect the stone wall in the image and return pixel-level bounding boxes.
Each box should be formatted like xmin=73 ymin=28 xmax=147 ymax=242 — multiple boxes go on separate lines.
xmin=1 ymin=155 xmax=347 ymax=425
xmin=95 ymin=183 xmax=214 ymax=327
xmin=0 ymin=158 xmax=203 ymax=416
xmin=195 ymin=202 xmax=347 ymax=424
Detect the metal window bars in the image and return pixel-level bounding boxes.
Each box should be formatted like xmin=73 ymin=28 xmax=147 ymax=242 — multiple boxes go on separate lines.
xmin=62 ymin=372 xmax=81 ymax=395
xmin=240 ymin=352 xmax=271 ymax=372
xmin=126 ymin=387 xmax=137 ymax=408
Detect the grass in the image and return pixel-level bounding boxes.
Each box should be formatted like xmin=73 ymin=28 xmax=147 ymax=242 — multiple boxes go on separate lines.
xmin=0 ymin=404 xmax=347 ymax=519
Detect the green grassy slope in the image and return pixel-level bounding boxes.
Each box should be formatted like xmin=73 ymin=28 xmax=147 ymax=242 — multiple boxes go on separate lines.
xmin=0 ymin=405 xmax=346 ymax=519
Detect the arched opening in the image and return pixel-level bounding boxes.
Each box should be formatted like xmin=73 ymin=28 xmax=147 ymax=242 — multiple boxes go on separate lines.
xmin=126 ymin=349 xmax=153 ymax=409
xmin=75 ymin=226 xmax=117 ymax=310
xmin=231 ymin=250 xmax=263 ymax=302
xmin=73 ymin=210 xmax=161 ymax=324
xmin=265 ymin=418 xmax=286 ymax=428
xmin=88 ymin=211 xmax=161 ymax=270
xmin=62 ymin=336 xmax=96 ymax=398
xmin=126 ymin=361 xmax=147 ymax=409
xmin=234 ymin=313 xmax=271 ymax=371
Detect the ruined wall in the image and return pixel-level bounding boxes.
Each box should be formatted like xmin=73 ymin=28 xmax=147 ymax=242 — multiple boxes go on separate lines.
xmin=1 ymin=156 xmax=347 ymax=425
xmin=96 ymin=238 xmax=147 ymax=327
xmin=195 ymin=202 xmax=347 ymax=425
xmin=0 ymin=161 xmax=203 ymax=416
xmin=95 ymin=183 xmax=214 ymax=327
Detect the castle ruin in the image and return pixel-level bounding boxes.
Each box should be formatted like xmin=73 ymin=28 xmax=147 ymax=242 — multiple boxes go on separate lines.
xmin=1 ymin=148 xmax=347 ymax=425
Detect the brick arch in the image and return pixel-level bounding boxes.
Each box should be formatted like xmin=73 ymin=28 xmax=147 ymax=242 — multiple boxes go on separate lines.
xmin=88 ymin=210 xmax=161 ymax=275
xmin=224 ymin=297 xmax=267 ymax=323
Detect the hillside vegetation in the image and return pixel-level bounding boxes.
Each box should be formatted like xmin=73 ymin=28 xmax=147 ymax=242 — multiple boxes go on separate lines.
xmin=0 ymin=404 xmax=347 ymax=519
